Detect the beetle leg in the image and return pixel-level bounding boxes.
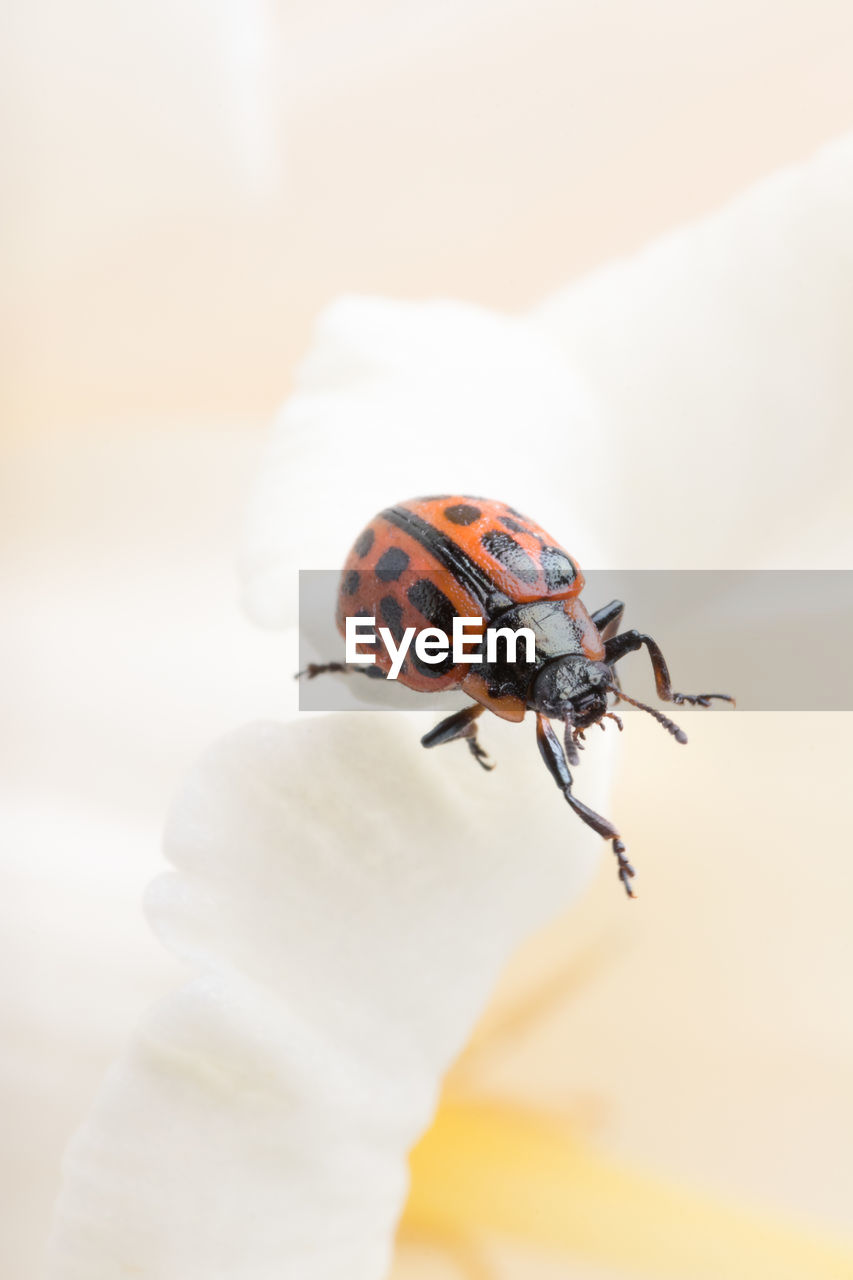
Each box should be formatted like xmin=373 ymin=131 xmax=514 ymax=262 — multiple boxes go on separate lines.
xmin=421 ymin=703 xmax=494 ymax=771
xmin=604 ymin=630 xmax=735 ymax=708
xmin=590 ymin=599 xmax=625 ymax=642
xmin=562 ymin=717 xmax=581 ymax=766
xmin=535 ymin=713 xmax=635 ymax=897
xmin=295 ymin=662 xmax=387 ymax=681
xmin=591 ymin=600 xmax=624 ymax=693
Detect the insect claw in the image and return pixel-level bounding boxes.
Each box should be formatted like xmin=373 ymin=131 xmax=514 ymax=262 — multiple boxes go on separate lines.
xmin=295 ymin=662 xmax=349 ymax=681
xmin=467 ymin=738 xmax=495 ymax=771
xmin=613 ymin=839 xmax=636 ymax=898
xmin=672 ymin=691 xmax=736 ymax=708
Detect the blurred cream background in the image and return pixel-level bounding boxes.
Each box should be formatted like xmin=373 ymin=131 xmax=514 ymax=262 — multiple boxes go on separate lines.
xmin=7 ymin=0 xmax=853 ymax=434
xmin=3 ymin=3 xmax=853 ymax=1279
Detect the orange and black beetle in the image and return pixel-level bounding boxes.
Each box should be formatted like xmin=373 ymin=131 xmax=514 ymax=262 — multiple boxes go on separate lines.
xmin=302 ymin=496 xmax=733 ymax=896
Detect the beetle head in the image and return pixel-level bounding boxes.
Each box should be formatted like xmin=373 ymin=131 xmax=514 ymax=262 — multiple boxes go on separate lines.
xmin=530 ymin=655 xmax=611 ymax=727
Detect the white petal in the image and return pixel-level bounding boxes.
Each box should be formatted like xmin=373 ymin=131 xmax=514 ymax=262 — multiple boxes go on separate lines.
xmin=240 ymin=296 xmax=605 ymax=629
xmin=46 ymin=136 xmax=853 ymax=1279
xmin=47 ymin=715 xmax=612 ymax=1279
xmin=533 ymin=134 xmax=853 ymax=568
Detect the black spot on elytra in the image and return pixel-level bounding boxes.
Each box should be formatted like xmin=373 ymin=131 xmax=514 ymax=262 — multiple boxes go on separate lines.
xmin=480 ymin=530 xmax=539 ymax=585
xmin=366 ymin=665 xmax=387 ymax=679
xmin=379 ymin=595 xmax=405 ymax=644
xmin=406 ymin=578 xmax=458 ymax=634
xmin=411 ymin=651 xmax=453 ymax=679
xmin=354 ymin=527 xmax=374 ymax=558
xmin=343 ymin=569 xmax=360 ymax=595
xmin=541 ymin=545 xmax=577 ymax=592
xmin=406 ymin=578 xmax=458 ymax=678
xmin=444 ymin=503 xmax=482 ymax=526
xmin=499 ymin=516 xmax=526 ymax=534
xmin=375 ymin=546 xmax=410 ymax=582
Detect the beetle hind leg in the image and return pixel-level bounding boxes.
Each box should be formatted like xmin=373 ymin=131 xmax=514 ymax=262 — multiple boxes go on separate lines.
xmin=421 ymin=704 xmax=495 ymax=772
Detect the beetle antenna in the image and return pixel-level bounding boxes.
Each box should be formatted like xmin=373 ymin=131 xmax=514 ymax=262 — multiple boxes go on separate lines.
xmin=606 ymin=685 xmax=688 ymax=745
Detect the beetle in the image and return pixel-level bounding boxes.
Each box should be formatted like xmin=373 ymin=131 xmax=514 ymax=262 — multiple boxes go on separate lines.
xmin=300 ymin=495 xmax=733 ymax=896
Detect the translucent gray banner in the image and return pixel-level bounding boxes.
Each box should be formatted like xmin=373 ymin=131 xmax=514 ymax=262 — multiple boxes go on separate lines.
xmin=298 ymin=570 xmax=853 ymax=712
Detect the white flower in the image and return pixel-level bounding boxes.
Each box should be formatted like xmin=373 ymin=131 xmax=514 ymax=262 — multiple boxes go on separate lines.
xmin=46 ymin=136 xmax=853 ymax=1279
xmin=46 ymin=304 xmax=615 ymax=1280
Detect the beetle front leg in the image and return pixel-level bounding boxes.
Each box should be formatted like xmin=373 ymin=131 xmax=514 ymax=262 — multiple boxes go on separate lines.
xmin=604 ymin=630 xmax=734 ymax=707
xmin=535 ymin=713 xmax=635 ymax=897
xmin=422 ymin=703 xmax=494 ymax=771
